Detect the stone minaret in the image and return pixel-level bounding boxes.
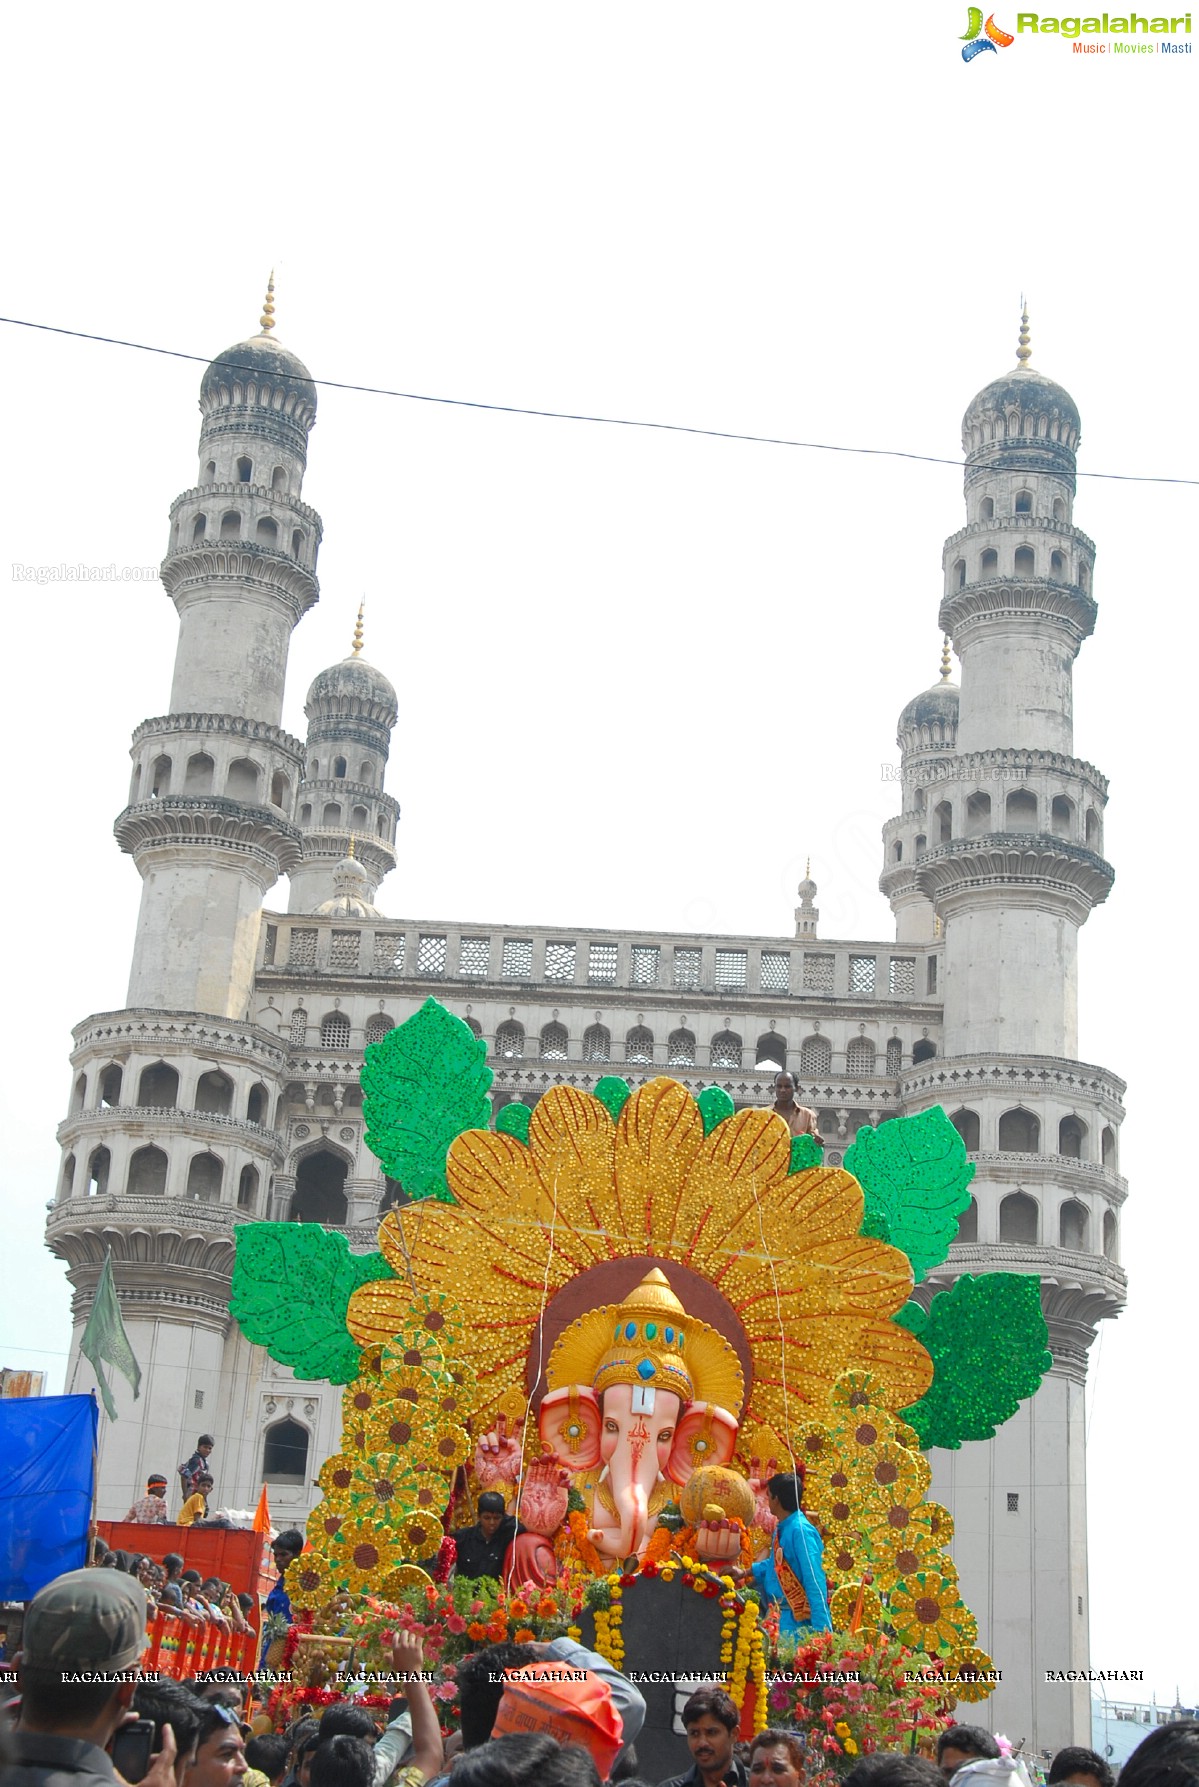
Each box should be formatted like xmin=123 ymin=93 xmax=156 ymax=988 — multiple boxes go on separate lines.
xmin=884 ymin=311 xmax=1127 ymax=1751
xmin=119 ymin=276 xmax=321 ymax=1019
xmin=287 ymin=604 xmax=400 ymax=914
xmin=48 ymin=286 xmax=322 ymax=1511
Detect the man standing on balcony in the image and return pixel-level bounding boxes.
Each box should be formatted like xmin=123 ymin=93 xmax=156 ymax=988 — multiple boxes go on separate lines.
xmin=770 ymin=1070 xmax=823 ymax=1144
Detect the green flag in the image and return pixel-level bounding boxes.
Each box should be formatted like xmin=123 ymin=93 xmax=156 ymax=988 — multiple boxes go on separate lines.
xmin=79 ymin=1251 xmax=141 ymax=1420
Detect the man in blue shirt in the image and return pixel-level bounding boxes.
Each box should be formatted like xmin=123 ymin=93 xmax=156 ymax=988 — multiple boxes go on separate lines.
xmin=747 ymin=1470 xmax=831 ymax=1636
xmin=259 ymin=1529 xmax=305 ymax=1665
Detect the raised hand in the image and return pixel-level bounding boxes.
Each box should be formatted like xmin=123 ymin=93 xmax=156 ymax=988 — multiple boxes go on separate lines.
xmin=694 ymin=1517 xmax=743 ymax=1564
xmin=391 ymin=1628 xmax=425 ymax=1680
xmin=748 ymin=1455 xmax=780 ymax=1534
xmin=475 ymin=1411 xmax=523 ymax=1488
xmin=518 ymin=1455 xmax=570 ymax=1536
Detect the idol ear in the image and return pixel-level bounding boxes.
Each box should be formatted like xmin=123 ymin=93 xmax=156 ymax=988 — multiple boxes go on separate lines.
xmin=666 ymin=1401 xmax=739 ymax=1485
xmin=538 ymin=1385 xmax=603 ymax=1470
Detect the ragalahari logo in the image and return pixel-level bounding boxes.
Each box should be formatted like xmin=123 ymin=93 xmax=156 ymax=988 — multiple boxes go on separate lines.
xmin=961 ymin=7 xmax=1016 ymax=55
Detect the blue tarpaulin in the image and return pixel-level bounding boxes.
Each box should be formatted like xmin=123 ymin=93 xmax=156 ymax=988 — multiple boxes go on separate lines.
xmin=0 ymin=1393 xmax=97 ymax=1600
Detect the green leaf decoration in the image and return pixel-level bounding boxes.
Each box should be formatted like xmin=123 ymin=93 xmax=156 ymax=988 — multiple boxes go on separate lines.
xmin=697 ymin=1085 xmax=735 ymax=1136
xmin=860 ymin=1208 xmax=894 ymax=1246
xmin=844 ymin=1106 xmax=974 ymax=1283
xmin=788 ymin=1133 xmax=823 ymax=1174
xmin=893 ymin=1299 xmax=927 ymax=1337
xmin=496 ymin=1102 xmax=531 ymax=1143
xmin=230 ymin=1224 xmax=394 ymax=1385
xmin=899 ymin=1273 xmax=1052 ymax=1450
xmin=361 ymin=998 xmax=493 ymax=1202
xmin=593 ymin=1077 xmax=631 ymax=1123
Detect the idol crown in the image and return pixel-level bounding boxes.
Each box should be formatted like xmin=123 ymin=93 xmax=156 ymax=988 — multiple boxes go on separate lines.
xmin=593 ymin=1268 xmax=694 ymax=1402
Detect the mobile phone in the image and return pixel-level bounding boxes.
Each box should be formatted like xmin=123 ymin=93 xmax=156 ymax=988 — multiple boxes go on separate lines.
xmin=111 ymin=1718 xmax=156 ymax=1783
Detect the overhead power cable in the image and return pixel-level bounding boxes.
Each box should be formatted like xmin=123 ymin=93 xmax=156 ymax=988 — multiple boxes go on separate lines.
xmin=1 ymin=314 xmax=1194 ymax=487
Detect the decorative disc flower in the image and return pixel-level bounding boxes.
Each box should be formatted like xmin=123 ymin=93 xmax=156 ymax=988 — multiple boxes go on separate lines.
xmin=886 ymin=1570 xmax=978 ymax=1655
xmin=348 ymin=1080 xmax=932 ymax=1434
xmin=317 ymin=1452 xmax=358 ymax=1496
xmin=947 ymin=1644 xmax=998 ymax=1702
xmin=830 ymin=1582 xmax=883 ymax=1630
xmin=328 ymin=1517 xmax=391 ymax=1593
xmin=347 ymin=1452 xmax=422 ymax=1519
xmin=288 ymin=1553 xmax=339 ymax=1614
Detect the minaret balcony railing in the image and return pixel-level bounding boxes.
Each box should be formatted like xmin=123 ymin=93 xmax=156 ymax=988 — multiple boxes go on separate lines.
xmin=929 ymin=1240 xmax=1126 ymax=1305
xmin=46 ymin=1192 xmax=243 ymax=1244
xmin=70 ymin=1008 xmax=287 ymax=1071
xmin=132 ymin=713 xmax=305 ymax=760
xmin=900 ymin=1050 xmax=1125 ymax=1110
xmin=965 ymin=1148 xmax=1128 ymax=1200
xmin=57 ymin=1105 xmax=284 ymax=1154
xmin=942 ymin=516 xmax=1097 ymax=554
xmin=170 ymin=482 xmax=323 ymax=530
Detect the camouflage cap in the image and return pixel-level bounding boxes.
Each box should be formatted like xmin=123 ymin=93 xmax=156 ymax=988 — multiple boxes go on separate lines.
xmin=21 ymin=1567 xmax=146 ymax=1678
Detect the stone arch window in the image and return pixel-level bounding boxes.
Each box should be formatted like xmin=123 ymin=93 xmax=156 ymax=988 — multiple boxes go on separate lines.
xmin=1005 ymin=789 xmax=1038 ymax=829
xmin=953 ymin=558 xmax=966 ymax=591
xmin=322 ymin=802 xmax=342 ymax=827
xmin=72 ymin=1073 xmax=88 ymax=1116
xmin=184 ymin=753 xmax=215 ymax=796
xmin=290 ymin=1148 xmax=349 ymax=1224
xmin=226 ymin=758 xmax=260 ymax=799
xmin=256 ymin=516 xmax=278 ymax=545
xmin=981 ymin=548 xmax=998 ymax=575
xmin=127 ymin=1145 xmax=167 ymax=1197
xmin=270 ymin=771 xmax=289 ymax=808
xmin=1014 ymin=491 xmax=1033 ymax=514
xmin=60 ymin=1152 xmax=76 ymax=1201
xmin=191 ymin=515 xmax=207 ymax=543
xmin=998 ymin=1108 xmax=1040 ymax=1152
xmin=351 ymin=805 xmax=369 ymax=828
xmin=1014 ymin=546 xmax=1035 ymax=576
xmin=1051 ymin=795 xmax=1074 ymax=837
xmin=138 ymin=1062 xmax=179 ymax=1108
xmin=1101 ymin=1125 xmax=1117 ymax=1171
xmin=915 ymin=833 xmax=926 ymax=850
xmin=950 ymin=1108 xmax=980 ymax=1151
xmin=1085 ymin=808 xmax=1101 ymax=849
xmin=236 ymin=457 xmax=253 ymax=483
xmin=891 ymin=839 xmax=902 ymax=863
xmin=1050 ymin=549 xmax=1065 ymax=576
xmin=186 ymin=1152 xmax=223 ymax=1203
xmin=1053 ymin=496 xmax=1067 ymax=520
xmin=846 ymin=1037 xmax=876 ymax=1078
xmin=754 ymin=1033 xmax=786 ymax=1073
xmin=204 ymin=460 xmax=216 ymax=481
xmin=885 ymin=1038 xmax=902 ymax=1076
xmin=262 ymin=1417 xmax=310 ymax=1484
xmin=247 ymin=1082 xmax=268 ymax=1124
xmin=237 ymin=1164 xmax=260 ymax=1211
xmin=321 ymin=1012 xmax=352 ymax=1050
xmin=99 ymin=1065 xmax=123 ymax=1108
xmin=966 ymin=790 xmax=991 ymax=833
xmin=935 ymin=800 xmax=952 ymax=843
xmin=151 ymin=754 xmax=171 ymax=797
xmin=799 ymin=1034 xmax=831 ymax=1076
xmin=219 ymin=511 xmax=241 ymax=540
xmin=364 ymin=1014 xmax=395 ymax=1046
xmin=999 ymin=1190 xmax=1039 ymax=1244
xmin=288 ymin=1009 xmax=308 ymax=1047
xmin=626 ymin=1026 xmax=654 ymax=1065
xmin=912 ymin=1039 xmax=936 ymax=1065
xmin=195 ymin=1070 xmax=233 ymax=1116
xmin=1059 ymin=1115 xmax=1086 ymax=1159
xmin=914 ymin=788 xmax=926 ymax=814
xmin=291 ymin=528 xmax=304 ymax=556
xmin=1103 ymin=1209 xmax=1118 ymax=1260
xmin=377 ymin=815 xmax=388 ymax=836
xmin=496 ymin=1020 xmax=525 ymax=1060
xmin=956 ymin=1196 xmax=978 ymax=1243
xmin=308 ymin=757 xmax=319 ymax=778
xmin=979 ymin=496 xmax=995 ymax=521
xmin=667 ymin=1028 xmax=695 ymax=1067
xmin=300 ymin=804 xmax=312 ymax=825
xmin=359 ymin=761 xmax=374 ymax=785
xmin=583 ymin=1024 xmax=611 ymax=1063
xmin=271 ymin=466 xmax=286 ymax=492
xmin=540 ymin=1022 xmax=570 ymax=1061
xmin=1059 ymin=1200 xmax=1088 ymax=1250
xmin=464 ymin=1016 xmax=482 ymax=1039
xmin=333 ymin=757 xmax=348 ymax=779
xmin=710 ymin=1030 xmax=742 ymax=1070
xmin=1079 ymin=561 xmax=1091 ymax=592
xmin=87 ymin=1146 xmax=111 ymax=1196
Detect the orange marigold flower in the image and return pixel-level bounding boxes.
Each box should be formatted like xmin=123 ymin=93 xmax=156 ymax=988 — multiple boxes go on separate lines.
xmin=514 ymin=1627 xmax=536 ymax=1643
xmin=509 ymin=1598 xmax=530 ymax=1620
xmin=467 ymin=1622 xmax=488 ymax=1640
xmin=536 ymin=1597 xmax=558 ymax=1618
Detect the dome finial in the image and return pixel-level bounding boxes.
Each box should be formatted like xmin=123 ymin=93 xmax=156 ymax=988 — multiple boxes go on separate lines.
xmin=347 ymin=833 xmax=356 ymax=859
xmin=351 ymin=599 xmax=365 ymax=658
xmin=805 ymin=856 xmax=811 ymax=879
xmin=259 ymin=270 xmax=276 ymax=335
xmin=1016 ymin=295 xmax=1032 ymax=367
xmin=940 ymin=634 xmax=953 ymax=683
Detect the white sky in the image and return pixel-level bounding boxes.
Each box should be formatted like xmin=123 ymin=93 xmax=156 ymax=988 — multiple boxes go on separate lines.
xmin=1 ymin=0 xmax=1194 ymax=1704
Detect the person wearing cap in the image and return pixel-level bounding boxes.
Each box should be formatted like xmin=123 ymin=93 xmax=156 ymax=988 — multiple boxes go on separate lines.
xmin=8 ymin=1565 xmax=176 ymax=1787
xmin=125 ymin=1476 xmax=170 ymax=1524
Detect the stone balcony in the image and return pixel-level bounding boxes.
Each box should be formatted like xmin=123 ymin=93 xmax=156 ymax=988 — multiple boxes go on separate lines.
xmin=57 ymin=1105 xmax=284 ymax=1161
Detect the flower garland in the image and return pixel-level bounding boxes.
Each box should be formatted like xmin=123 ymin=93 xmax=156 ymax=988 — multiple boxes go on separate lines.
xmin=566 ymin=1509 xmax=605 ymax=1577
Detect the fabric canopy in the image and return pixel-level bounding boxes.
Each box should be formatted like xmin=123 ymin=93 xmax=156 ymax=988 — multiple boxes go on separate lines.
xmin=0 ymin=1393 xmax=97 ymax=1600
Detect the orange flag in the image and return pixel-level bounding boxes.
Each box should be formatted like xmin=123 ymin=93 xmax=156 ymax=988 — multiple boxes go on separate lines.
xmin=252 ymin=1485 xmax=271 ymax=1534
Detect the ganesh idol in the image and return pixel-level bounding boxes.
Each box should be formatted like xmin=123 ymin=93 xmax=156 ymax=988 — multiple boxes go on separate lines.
xmin=476 ymin=1268 xmax=751 ymax=1574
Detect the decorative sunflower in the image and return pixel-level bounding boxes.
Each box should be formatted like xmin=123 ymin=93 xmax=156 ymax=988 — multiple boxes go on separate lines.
xmin=791 ymin=1421 xmax=836 ymax=1466
xmin=410 ymin=1290 xmax=464 ymax=1354
xmin=806 ymin=1487 xmax=858 ymax=1534
xmin=342 ymin=1377 xmax=388 ymax=1424
xmin=829 ymin=1369 xmax=891 ymax=1415
xmin=380 ymin=1563 xmax=433 ymax=1598
xmin=822 ymin=1533 xmax=868 ymax=1589
xmin=830 ymin=1581 xmax=883 ymax=1631
xmin=348 ymin=1080 xmax=931 ymax=1435
xmin=379 ymin=1326 xmax=447 ymax=1379
xmin=390 ymin=1507 xmax=445 ymax=1559
xmin=347 ymin=1452 xmax=423 ymax=1521
xmin=313 ymin=1497 xmax=349 ymax=1544
xmin=419 ymin=1419 xmax=470 ymax=1473
xmin=886 ymin=1570 xmax=978 ymax=1656
xmin=947 ymin=1644 xmax=998 ymax=1703
xmin=288 ymin=1552 xmax=338 ymax=1614
xmin=366 ymin=1402 xmax=426 ymax=1456
xmin=869 ymin=1524 xmax=956 ymax=1587
xmin=317 ymin=1453 xmax=359 ymax=1496
xmin=430 ymin=1367 xmax=478 ymax=1424
xmin=923 ymin=1501 xmax=955 ymax=1544
xmin=401 ymin=1466 xmax=450 ymax=1518
xmin=328 ymin=1516 xmax=391 ymax=1592
xmin=859 ymin=1439 xmax=931 ymax=1505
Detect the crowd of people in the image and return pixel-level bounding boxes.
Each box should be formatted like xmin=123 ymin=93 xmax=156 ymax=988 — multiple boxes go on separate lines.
xmin=3 ymin=1562 xmax=1197 ymax=1787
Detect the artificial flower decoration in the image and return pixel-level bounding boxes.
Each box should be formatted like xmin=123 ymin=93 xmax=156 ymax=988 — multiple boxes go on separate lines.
xmin=886 ymin=1569 xmax=978 ymax=1655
